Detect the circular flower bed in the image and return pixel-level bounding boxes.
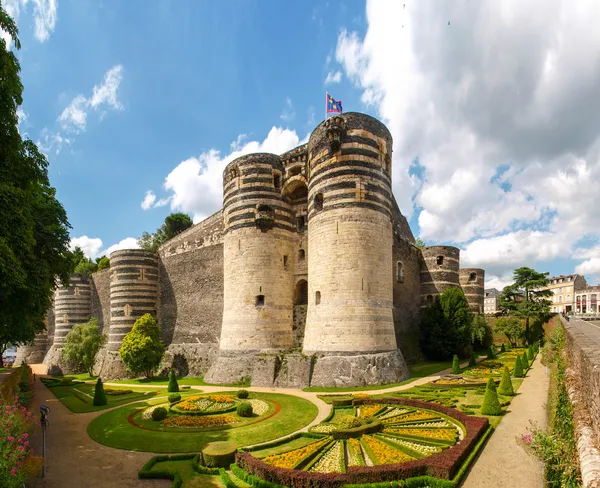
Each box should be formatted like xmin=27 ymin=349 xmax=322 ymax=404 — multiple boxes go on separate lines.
xmin=262 ymin=404 xmax=464 ymax=473
xmin=171 ymin=395 xmax=238 ymax=415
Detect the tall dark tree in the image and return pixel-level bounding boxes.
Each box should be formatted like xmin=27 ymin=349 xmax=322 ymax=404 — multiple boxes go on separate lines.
xmin=0 ymin=6 xmax=72 ymax=357
xmin=138 ymin=212 xmax=193 ymax=252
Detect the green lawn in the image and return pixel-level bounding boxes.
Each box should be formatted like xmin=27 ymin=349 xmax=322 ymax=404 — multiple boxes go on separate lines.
xmin=109 ymin=376 xmax=210 ymax=386
xmin=43 ymin=381 xmax=163 ymax=413
xmin=88 ymin=391 xmax=318 ymax=453
xmin=150 ymin=460 xmax=225 ymax=488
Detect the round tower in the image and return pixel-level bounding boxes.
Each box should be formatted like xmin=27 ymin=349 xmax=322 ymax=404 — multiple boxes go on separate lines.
xmin=420 ymin=246 xmax=461 ymax=306
xmin=107 ymin=249 xmax=159 ymax=351
xmin=302 ymin=113 xmax=408 ymax=386
xmin=459 ymin=268 xmax=485 ymax=313
xmin=53 ymin=274 xmax=92 ymax=345
xmin=15 ymin=329 xmax=48 ymax=364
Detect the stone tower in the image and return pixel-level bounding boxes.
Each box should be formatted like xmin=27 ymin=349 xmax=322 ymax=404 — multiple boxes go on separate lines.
xmin=302 ymin=113 xmax=408 ymax=386
xmin=420 ymin=246 xmax=461 ymax=306
xmin=459 ymin=268 xmax=485 ymax=313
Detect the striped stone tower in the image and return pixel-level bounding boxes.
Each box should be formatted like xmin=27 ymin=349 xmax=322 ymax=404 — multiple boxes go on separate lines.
xmin=107 ymin=249 xmax=159 ymax=350
xmin=14 ymin=329 xmax=48 ymax=364
xmin=53 ymin=274 xmax=92 ymax=345
xmin=302 ymin=112 xmax=409 ymax=386
xmin=460 ymin=268 xmax=485 ymax=313
xmin=420 ymin=246 xmax=461 ymax=306
xmin=205 ymin=153 xmax=296 ymax=384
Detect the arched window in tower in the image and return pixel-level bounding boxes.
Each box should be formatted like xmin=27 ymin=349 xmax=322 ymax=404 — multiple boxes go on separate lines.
xmin=426 ymin=294 xmax=433 ymax=304
xmin=436 ymin=256 xmax=444 ymax=266
xmin=396 ymin=261 xmax=404 ymax=283
xmin=314 ymin=193 xmax=324 ymax=212
xmin=469 ymin=272 xmax=477 ymax=282
xmin=294 ymin=280 xmax=308 ymax=305
xmin=315 ymin=291 xmax=321 ymax=305
xmin=298 ymin=249 xmax=306 ymax=262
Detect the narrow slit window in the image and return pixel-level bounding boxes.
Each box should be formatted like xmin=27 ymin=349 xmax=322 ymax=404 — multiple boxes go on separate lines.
xmin=469 ymin=272 xmax=477 ymax=282
xmin=396 ymin=261 xmax=404 ymax=283
xmin=273 ymin=173 xmax=281 ymax=189
xmin=255 ymin=295 xmax=265 ymax=307
xmin=298 ymin=249 xmax=306 ymax=262
xmin=283 ymin=255 xmax=288 ymax=270
xmin=314 ymin=193 xmax=324 ymax=212
xmin=315 ymin=291 xmax=321 ymax=305
xmin=297 ymin=216 xmax=306 ymax=231
xmin=436 ymin=256 xmax=444 ymax=266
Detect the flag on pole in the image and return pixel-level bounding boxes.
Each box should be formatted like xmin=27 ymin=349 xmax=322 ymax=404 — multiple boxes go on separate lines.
xmin=326 ymin=92 xmax=343 ymax=115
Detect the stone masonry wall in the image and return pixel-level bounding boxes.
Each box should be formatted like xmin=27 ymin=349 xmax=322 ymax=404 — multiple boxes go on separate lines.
xmin=90 ymin=268 xmax=111 ymax=333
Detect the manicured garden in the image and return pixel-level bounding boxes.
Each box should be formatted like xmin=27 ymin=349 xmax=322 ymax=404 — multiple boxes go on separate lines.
xmin=88 ymin=390 xmax=318 ymax=453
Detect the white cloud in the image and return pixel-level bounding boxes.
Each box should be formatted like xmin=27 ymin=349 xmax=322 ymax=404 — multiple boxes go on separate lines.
xmin=141 ymin=190 xmax=156 ymax=210
xmin=484 ymin=275 xmax=513 ymax=292
xmin=280 ymin=97 xmax=295 ymax=123
xmin=575 ymin=258 xmax=600 ymax=277
xmin=335 ymin=0 xmax=600 ymax=279
xmin=58 ymin=95 xmax=88 ymax=133
xmin=150 ymin=126 xmax=301 ymax=222
xmin=36 ymin=128 xmax=71 ymax=155
xmin=1 ymin=0 xmax=58 ymax=45
xmin=325 ymin=70 xmax=342 ymax=84
xmin=70 ymin=236 xmax=139 ymax=260
xmin=89 ymin=65 xmax=124 ymax=110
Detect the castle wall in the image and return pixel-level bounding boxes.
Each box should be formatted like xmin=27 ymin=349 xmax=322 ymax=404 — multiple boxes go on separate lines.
xmin=90 ymin=268 xmax=111 ymax=332
xmin=15 ymin=330 xmax=48 ymax=364
xmin=420 ymin=246 xmax=461 ymax=306
xmin=52 ymin=274 xmax=92 ymax=346
xmin=459 ymin=268 xmax=485 ymax=314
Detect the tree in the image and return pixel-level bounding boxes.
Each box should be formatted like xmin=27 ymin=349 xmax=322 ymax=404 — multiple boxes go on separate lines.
xmin=0 ymin=6 xmax=72 ymax=358
xmin=137 ymin=212 xmax=193 ymax=252
xmin=498 ymin=366 xmax=515 ymax=396
xmin=494 ymin=316 xmax=524 ymax=346
xmin=93 ymin=378 xmax=107 ymax=406
xmin=451 ymin=355 xmax=460 ymax=374
xmin=502 ymin=267 xmax=552 ymax=342
xmin=414 ymin=237 xmax=425 ymax=249
xmin=74 ymin=260 xmax=98 ymax=276
xmin=119 ymin=314 xmax=165 ymax=379
xmin=168 ymin=369 xmax=179 ymax=392
xmin=420 ymin=287 xmax=473 ymax=360
xmin=513 ymin=356 xmax=524 ymax=378
xmin=61 ymin=318 xmax=106 ymax=375
xmin=481 ymin=377 xmax=501 ymax=415
xmin=96 ymin=256 xmax=110 ymax=271
xmin=468 ymin=352 xmax=477 ymax=367
xmin=471 ymin=314 xmax=493 ymax=349
xmin=521 ymin=351 xmax=529 ymax=369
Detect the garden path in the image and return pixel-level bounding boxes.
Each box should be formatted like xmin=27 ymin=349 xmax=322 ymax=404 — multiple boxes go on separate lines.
xmin=462 ymin=354 xmax=548 ymax=488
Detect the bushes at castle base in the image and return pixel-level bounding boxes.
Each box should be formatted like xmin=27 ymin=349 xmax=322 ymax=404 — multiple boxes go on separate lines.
xmin=500 ymin=343 xmax=506 ymax=353
xmin=93 ymin=378 xmax=107 ymax=406
xmin=513 ymin=356 xmax=524 ymax=378
xmin=451 ymin=355 xmax=460 ymax=374
xmin=119 ymin=314 xmax=165 ymax=379
xmin=167 ymin=369 xmax=179 ymax=392
xmin=237 ymin=402 xmax=253 ymax=418
xmin=521 ymin=351 xmax=529 ymax=370
xmin=480 ymin=377 xmax=502 ymax=415
xmin=497 ymin=366 xmax=514 ymax=396
xmin=468 ymin=352 xmax=477 ymax=367
xmin=237 ymin=389 xmax=249 ymax=399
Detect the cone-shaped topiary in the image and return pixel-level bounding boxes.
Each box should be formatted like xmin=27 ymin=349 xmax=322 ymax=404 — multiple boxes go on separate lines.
xmin=468 ymin=352 xmax=477 ymax=367
xmin=528 ymin=346 xmax=534 ymax=360
xmin=480 ymin=377 xmax=502 ymax=415
xmin=167 ymin=369 xmax=179 ymax=392
xmin=497 ymin=366 xmax=515 ymax=396
xmin=487 ymin=345 xmax=496 ymax=359
xmin=521 ymin=351 xmax=529 ymax=369
xmin=513 ymin=356 xmax=524 ymax=378
xmin=93 ymin=378 xmax=107 ymax=406
xmin=500 ymin=343 xmax=506 ymax=353
xmin=451 ymin=355 xmax=461 ymax=374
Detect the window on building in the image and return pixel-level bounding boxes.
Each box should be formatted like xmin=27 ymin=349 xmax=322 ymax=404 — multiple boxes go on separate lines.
xmin=283 ymin=255 xmax=288 ymax=270
xmin=436 ymin=256 xmax=444 ymax=266
xmin=297 ymin=216 xmax=305 ymax=231
xmin=288 ymin=166 xmax=302 ymax=177
xmin=314 ymin=193 xmax=324 ymax=212
xmin=396 ymin=262 xmax=404 ymax=283
xmin=298 ymin=249 xmax=306 ymax=262
xmin=295 ymin=280 xmax=308 ymax=305
xmin=469 ymin=272 xmax=477 ymax=282
xmin=591 ymin=294 xmax=597 ymax=312
xmin=426 ymin=295 xmax=433 ymax=304
xmin=315 ymin=291 xmax=321 ymax=305
xmin=255 ymin=295 xmax=265 ymax=307
xmin=273 ymin=173 xmax=281 ymax=189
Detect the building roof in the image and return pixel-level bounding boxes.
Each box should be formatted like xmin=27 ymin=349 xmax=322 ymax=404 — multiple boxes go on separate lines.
xmin=484 ymin=288 xmax=501 ymax=298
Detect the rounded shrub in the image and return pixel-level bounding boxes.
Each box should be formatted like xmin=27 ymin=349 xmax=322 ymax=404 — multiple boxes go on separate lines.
xmin=513 ymin=356 xmax=524 ymax=378
xmin=497 ymin=366 xmax=515 ymax=396
xmin=468 ymin=352 xmax=477 ymax=367
xmin=202 ymin=441 xmax=237 ymax=468
xmin=480 ymin=377 xmax=502 ymax=415
xmin=236 ymin=389 xmax=249 ymax=399
xmin=168 ymin=393 xmax=181 ymax=404
xmin=152 ymin=407 xmax=168 ymax=421
xmin=93 ymin=378 xmax=107 ymax=406
xmin=167 ymin=369 xmax=179 ymax=393
xmin=236 ymin=402 xmax=253 ymax=418
xmin=451 ymin=355 xmax=460 ymax=374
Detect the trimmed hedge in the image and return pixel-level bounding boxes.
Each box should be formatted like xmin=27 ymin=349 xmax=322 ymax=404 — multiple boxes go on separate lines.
xmin=168 ymin=393 xmax=181 ymax=404
xmin=237 ymin=389 xmax=250 ymax=399
xmin=237 ymin=402 xmax=253 ymax=417
xmin=168 ymin=369 xmax=179 ymax=393
xmin=235 ymin=397 xmax=488 ymax=488
xmin=152 ymin=407 xmax=168 ymax=421
xmin=451 ymin=355 xmax=460 ymax=374
xmin=93 ymin=378 xmax=107 ymax=406
xmin=202 ymin=441 xmax=238 ymax=468
xmin=138 ymin=454 xmax=198 ymax=488
xmin=331 ymin=419 xmax=382 ymax=440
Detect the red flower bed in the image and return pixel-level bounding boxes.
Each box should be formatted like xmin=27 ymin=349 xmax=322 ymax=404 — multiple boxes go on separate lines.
xmin=236 ymin=398 xmax=488 ymax=488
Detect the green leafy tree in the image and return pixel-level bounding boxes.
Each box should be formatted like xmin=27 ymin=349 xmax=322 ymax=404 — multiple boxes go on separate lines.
xmin=451 ymin=355 xmax=460 ymax=374
xmin=500 ymin=343 xmax=506 ymax=353
xmin=137 ymin=212 xmax=193 ymax=252
xmin=61 ymin=318 xmax=106 ymax=375
xmin=513 ymin=356 xmax=524 ymax=378
xmin=480 ymin=377 xmax=502 ymax=415
xmin=74 ymin=260 xmax=98 ymax=276
xmin=93 ymin=378 xmax=107 ymax=406
xmin=96 ymin=256 xmax=110 ymax=270
xmin=498 ymin=366 xmax=514 ymax=396
xmin=471 ymin=314 xmax=493 ymax=349
xmin=119 ymin=314 xmax=165 ymax=379
xmin=0 ymin=6 xmax=72 ymax=358
xmin=420 ymin=287 xmax=474 ymax=360
xmin=494 ymin=316 xmax=524 ymax=346
xmin=167 ymin=369 xmax=179 ymax=392
xmin=414 ymin=237 xmax=425 ymax=249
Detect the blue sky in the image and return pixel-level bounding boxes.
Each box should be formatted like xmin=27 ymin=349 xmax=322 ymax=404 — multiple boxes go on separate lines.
xmin=6 ymin=0 xmax=600 ymax=287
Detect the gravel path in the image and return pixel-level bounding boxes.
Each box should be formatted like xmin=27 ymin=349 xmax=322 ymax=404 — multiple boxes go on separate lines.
xmin=462 ymin=354 xmax=548 ymax=488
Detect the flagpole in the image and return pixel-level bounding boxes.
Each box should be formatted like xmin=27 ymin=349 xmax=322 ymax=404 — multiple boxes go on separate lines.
xmin=325 ymin=91 xmax=328 ymax=120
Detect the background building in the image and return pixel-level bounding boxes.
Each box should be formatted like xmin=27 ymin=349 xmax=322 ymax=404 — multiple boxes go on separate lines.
xmin=574 ymin=285 xmax=600 ymax=314
xmin=544 ymin=274 xmax=587 ymax=314
xmin=484 ymin=288 xmax=501 ymax=315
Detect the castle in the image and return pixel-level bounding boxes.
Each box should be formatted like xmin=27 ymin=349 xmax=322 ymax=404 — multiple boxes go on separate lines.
xmin=16 ymin=113 xmax=485 ymax=387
